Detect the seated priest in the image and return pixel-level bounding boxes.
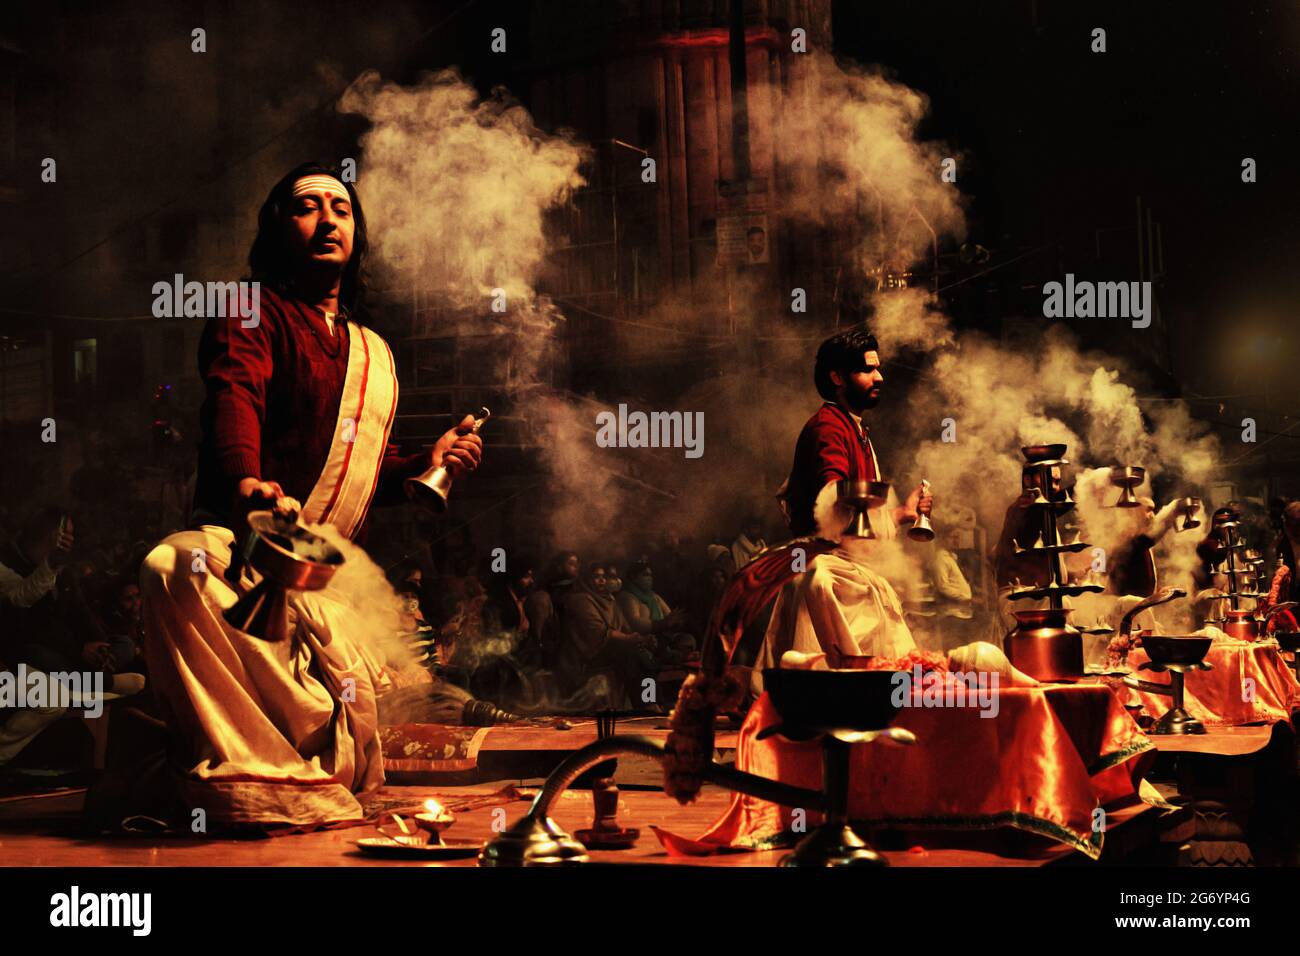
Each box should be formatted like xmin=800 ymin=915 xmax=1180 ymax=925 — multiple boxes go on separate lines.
xmin=90 ymin=163 xmax=485 ymax=833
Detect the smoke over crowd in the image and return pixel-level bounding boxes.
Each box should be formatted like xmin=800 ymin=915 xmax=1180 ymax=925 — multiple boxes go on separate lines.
xmin=335 ymin=50 xmax=1221 ymax=606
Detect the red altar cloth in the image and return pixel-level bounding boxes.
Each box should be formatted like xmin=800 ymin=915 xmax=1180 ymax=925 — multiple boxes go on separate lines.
xmin=655 ymin=684 xmax=1152 ymax=860
xmin=1125 ymin=638 xmax=1300 ymax=727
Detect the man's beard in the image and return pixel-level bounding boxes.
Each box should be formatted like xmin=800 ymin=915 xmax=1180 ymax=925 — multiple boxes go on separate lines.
xmin=844 ymin=382 xmax=882 ymax=412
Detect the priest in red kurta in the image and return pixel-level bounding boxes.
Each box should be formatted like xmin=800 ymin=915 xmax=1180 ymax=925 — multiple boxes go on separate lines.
xmin=108 ymin=163 xmax=484 ymax=832
xmin=757 ymin=330 xmax=932 ymax=684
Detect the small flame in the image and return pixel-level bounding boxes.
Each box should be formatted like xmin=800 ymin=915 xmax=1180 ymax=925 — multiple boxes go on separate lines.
xmin=424 ymin=799 xmax=444 ymax=815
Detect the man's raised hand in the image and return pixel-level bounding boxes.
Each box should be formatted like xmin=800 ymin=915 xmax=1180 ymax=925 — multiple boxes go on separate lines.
xmin=432 ymin=414 xmax=484 ymax=479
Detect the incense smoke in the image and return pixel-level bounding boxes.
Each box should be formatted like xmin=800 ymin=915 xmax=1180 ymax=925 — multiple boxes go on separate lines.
xmin=336 ymin=53 xmax=1224 ymax=622
xmin=338 ymin=68 xmax=587 ymax=309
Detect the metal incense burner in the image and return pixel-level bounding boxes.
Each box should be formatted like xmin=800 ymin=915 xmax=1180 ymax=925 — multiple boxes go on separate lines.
xmin=405 ymin=407 xmax=491 ymax=513
xmin=223 ymin=511 xmax=344 ymax=642
xmin=478 ymin=669 xmax=914 ymax=867
xmin=1110 ymin=465 xmax=1146 ymax=508
xmin=836 ymin=479 xmax=891 ymax=538
xmin=1003 ymin=444 xmax=1098 ymax=681
xmin=1205 ymin=507 xmax=1297 ymax=640
xmin=574 ymin=711 xmax=640 ymax=850
xmin=1177 ymin=497 xmax=1202 ymax=532
xmin=1122 ymin=635 xmax=1214 ymax=735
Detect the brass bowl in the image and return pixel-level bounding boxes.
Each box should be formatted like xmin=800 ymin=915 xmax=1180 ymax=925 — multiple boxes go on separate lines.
xmin=763 ymin=668 xmax=903 ymax=734
xmin=1140 ymin=635 xmax=1212 ymax=667
xmin=1022 ymin=443 xmax=1067 ymax=463
xmin=836 ymin=479 xmax=891 ymax=509
xmin=1110 ymin=465 xmax=1146 ymax=486
xmin=243 ymin=511 xmax=343 ymax=591
xmin=1012 ymin=607 xmax=1074 ymax=629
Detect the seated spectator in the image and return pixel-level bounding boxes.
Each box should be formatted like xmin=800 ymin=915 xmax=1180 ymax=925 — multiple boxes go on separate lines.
xmin=604 ymin=562 xmax=624 ymax=596
xmin=687 ymin=563 xmax=731 ymax=646
xmin=730 ymin=517 xmax=768 ymax=570
xmin=558 ymin=562 xmax=655 ymax=707
xmin=708 ymin=543 xmax=737 ymax=579
xmin=97 ymin=575 xmax=147 ymax=675
xmin=0 ymin=508 xmax=101 ymax=676
xmin=648 ymin=529 xmax=692 ymax=607
xmin=482 ymin=559 xmax=535 ymax=642
xmin=522 ymin=550 xmax=580 ymax=669
xmin=616 ymin=560 xmax=695 ymax=664
xmin=929 ymin=529 xmax=974 ymax=620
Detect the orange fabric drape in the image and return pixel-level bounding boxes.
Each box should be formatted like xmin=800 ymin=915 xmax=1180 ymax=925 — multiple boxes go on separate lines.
xmin=657 ymin=684 xmax=1151 ymax=859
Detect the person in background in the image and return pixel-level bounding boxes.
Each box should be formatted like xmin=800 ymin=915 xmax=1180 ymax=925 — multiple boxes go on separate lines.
xmin=1107 ymin=496 xmax=1181 ymax=599
xmin=707 ymin=543 xmax=737 ymax=579
xmin=1261 ymin=502 xmax=1300 ymax=633
xmin=648 ymin=529 xmax=692 ymax=607
xmin=0 ymin=507 xmax=72 ymax=615
xmin=522 ymin=550 xmax=580 ymax=668
xmin=558 ymin=562 xmax=655 ymax=707
xmin=0 ymin=508 xmax=114 ymax=678
xmin=98 ymin=575 xmax=147 ymax=676
xmin=730 ymin=518 xmax=768 ymax=571
xmin=616 ymin=560 xmax=695 ymax=664
xmin=483 ymin=559 xmax=536 ymax=659
xmin=930 ymin=528 xmax=974 ymax=619
xmin=604 ymin=563 xmax=624 ymax=596
xmin=688 ymin=563 xmax=731 ymax=649
xmin=1270 ymin=496 xmax=1293 ymax=574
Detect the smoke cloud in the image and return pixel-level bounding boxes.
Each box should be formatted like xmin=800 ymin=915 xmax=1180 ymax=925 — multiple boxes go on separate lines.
xmin=338 ymin=68 xmax=588 ymax=308
xmin=337 ymin=51 xmax=1224 ymax=623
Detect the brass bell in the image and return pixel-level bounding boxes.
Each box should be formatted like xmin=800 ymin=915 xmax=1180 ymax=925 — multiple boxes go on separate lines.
xmin=908 ymin=478 xmax=935 ymax=542
xmin=405 ymin=407 xmax=491 ymax=513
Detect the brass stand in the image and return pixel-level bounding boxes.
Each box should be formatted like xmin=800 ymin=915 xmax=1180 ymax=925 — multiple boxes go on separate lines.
xmin=1124 ymin=661 xmax=1213 ymax=735
xmin=780 ymin=736 xmax=883 ymax=867
xmin=479 ymin=736 xmax=826 ymax=866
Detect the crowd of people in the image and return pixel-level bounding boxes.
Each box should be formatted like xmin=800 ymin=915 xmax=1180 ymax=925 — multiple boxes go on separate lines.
xmin=0 ymin=473 xmax=776 ymax=779
xmin=384 ymin=524 xmax=770 ymax=715
xmin=6 ymin=462 xmax=1296 ymax=783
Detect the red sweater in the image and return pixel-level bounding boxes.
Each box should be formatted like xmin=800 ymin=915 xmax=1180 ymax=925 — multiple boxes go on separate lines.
xmin=191 ymin=285 xmax=425 ymax=528
xmin=783 ymin=402 xmax=879 ymax=537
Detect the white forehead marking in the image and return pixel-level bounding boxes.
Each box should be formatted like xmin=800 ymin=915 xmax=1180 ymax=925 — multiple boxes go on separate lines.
xmin=291 ymin=175 xmax=350 ymax=199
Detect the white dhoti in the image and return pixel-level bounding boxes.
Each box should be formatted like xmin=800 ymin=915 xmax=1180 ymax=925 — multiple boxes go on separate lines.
xmin=140 ymin=526 xmax=385 ymax=825
xmin=753 ymin=546 xmax=916 ymax=694
xmin=137 ymin=323 xmax=400 ymax=827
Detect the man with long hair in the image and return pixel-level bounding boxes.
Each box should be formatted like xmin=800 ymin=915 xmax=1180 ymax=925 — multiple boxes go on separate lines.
xmin=115 ymin=162 xmax=483 ymax=831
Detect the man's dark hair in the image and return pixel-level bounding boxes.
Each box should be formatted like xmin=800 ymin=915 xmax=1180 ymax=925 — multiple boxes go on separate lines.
xmin=814 ymin=329 xmax=880 ymax=401
xmin=248 ymin=161 xmax=369 ymax=317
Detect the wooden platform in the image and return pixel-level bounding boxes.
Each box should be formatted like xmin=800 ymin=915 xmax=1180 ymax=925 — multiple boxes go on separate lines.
xmin=0 ymin=782 xmax=1188 ymax=867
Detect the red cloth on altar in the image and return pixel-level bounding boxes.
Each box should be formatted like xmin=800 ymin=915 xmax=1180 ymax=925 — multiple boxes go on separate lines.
xmin=782 ymin=402 xmax=880 ymax=536
xmin=192 ymin=286 xmax=426 ymax=529
xmin=655 ymin=684 xmax=1152 ymax=859
xmin=1124 ymin=638 xmax=1300 ymax=726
